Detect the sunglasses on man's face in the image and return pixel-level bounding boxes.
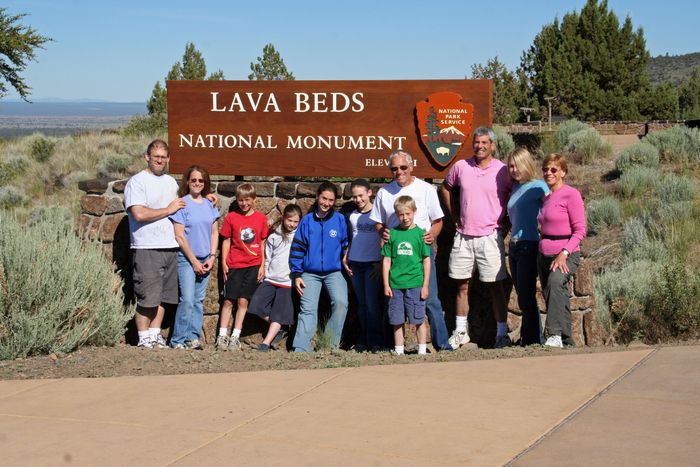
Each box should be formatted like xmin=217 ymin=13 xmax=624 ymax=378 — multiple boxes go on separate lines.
xmin=542 ymin=167 xmax=559 ymax=174
xmin=390 ymin=165 xmax=410 ymax=172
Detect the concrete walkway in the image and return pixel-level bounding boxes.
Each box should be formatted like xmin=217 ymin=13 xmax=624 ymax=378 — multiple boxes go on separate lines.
xmin=0 ymin=346 xmax=697 ymax=466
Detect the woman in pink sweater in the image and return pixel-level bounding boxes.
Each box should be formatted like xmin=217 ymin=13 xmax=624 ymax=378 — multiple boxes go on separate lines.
xmin=537 ymin=153 xmax=587 ymax=348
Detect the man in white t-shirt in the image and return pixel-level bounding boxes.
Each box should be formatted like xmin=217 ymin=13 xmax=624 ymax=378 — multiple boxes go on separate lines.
xmin=369 ymin=150 xmax=452 ymax=351
xmin=124 ymin=139 xmax=185 ymax=348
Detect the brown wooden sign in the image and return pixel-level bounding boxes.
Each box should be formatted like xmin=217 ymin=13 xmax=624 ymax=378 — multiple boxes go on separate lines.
xmin=167 ymin=80 xmax=492 ymax=177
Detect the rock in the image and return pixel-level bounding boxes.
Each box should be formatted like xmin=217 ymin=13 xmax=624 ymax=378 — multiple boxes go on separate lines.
xmin=571 ymin=310 xmax=584 ymax=347
xmin=583 ymin=308 xmax=606 ymax=346
xmin=80 ymin=195 xmax=107 ymax=216
xmin=111 ymin=179 xmax=127 ymax=193
xmin=99 ymin=213 xmax=127 ymax=243
xmin=296 ymin=182 xmax=318 ymax=198
xmin=574 ymin=260 xmax=594 ymax=296
xmin=78 ymin=177 xmax=114 ymax=194
xmin=104 ymin=196 xmax=125 ymax=214
xmin=277 ymin=182 xmax=297 ymax=199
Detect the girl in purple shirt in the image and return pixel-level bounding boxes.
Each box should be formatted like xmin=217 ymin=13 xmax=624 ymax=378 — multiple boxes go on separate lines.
xmin=537 ymin=153 xmax=587 ymax=348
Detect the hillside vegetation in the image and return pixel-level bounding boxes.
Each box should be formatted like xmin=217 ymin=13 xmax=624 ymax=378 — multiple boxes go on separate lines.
xmin=648 ymin=52 xmax=700 ymax=85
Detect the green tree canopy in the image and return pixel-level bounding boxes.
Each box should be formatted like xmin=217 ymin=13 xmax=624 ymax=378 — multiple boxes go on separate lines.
xmin=470 ymin=56 xmax=528 ymax=124
xmin=521 ymin=0 xmax=650 ymax=120
xmin=147 ymin=42 xmax=224 ymax=116
xmin=679 ymin=67 xmax=700 ymax=120
xmin=0 ymin=8 xmax=51 ymax=101
xmin=248 ymin=43 xmax=295 ymax=80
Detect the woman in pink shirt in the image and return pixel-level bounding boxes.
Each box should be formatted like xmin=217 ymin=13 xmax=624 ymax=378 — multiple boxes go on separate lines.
xmin=537 ymin=153 xmax=587 ymax=348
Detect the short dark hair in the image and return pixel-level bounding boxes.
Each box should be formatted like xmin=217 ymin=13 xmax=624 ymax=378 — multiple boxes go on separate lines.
xmin=317 ymin=181 xmax=338 ymax=198
xmin=350 ymin=178 xmax=371 ymax=191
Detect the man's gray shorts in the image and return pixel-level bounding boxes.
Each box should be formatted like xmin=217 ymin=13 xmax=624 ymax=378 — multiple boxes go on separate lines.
xmin=131 ymin=249 xmax=178 ymax=308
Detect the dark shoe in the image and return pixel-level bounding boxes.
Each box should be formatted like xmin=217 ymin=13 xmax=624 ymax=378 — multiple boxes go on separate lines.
xmin=270 ymin=329 xmax=287 ymax=349
xmin=257 ymin=343 xmax=270 ymax=352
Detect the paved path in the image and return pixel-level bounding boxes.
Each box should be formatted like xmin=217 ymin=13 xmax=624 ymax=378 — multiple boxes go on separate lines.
xmin=0 ymin=346 xmax=697 ymax=466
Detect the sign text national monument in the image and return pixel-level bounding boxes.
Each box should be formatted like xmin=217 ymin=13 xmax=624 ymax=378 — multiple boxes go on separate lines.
xmin=167 ymin=79 xmax=492 ymax=177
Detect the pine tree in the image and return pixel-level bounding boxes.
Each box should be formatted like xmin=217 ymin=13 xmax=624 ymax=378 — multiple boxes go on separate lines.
xmin=248 ymin=44 xmax=295 ymax=81
xmin=679 ymin=68 xmax=700 ymax=119
xmin=470 ymin=56 xmax=527 ymax=124
xmin=521 ymin=0 xmax=650 ymax=120
xmin=147 ymin=42 xmax=225 ymax=116
xmin=0 ymin=8 xmax=51 ymax=101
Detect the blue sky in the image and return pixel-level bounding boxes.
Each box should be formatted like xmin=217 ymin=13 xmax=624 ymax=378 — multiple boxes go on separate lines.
xmin=5 ymin=0 xmax=699 ymax=102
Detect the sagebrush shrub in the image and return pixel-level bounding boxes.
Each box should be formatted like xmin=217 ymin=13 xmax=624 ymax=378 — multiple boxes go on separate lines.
xmin=0 ymin=208 xmax=132 ymax=359
xmin=645 ymin=262 xmax=700 ymax=342
xmin=556 ymin=119 xmax=589 ymax=149
xmin=615 ymin=166 xmax=662 ymax=198
xmin=0 ymin=155 xmax=29 ymax=186
xmin=493 ymin=125 xmax=515 ymax=160
xmin=30 ymin=137 xmax=56 ymax=162
xmin=614 ymin=142 xmax=660 ymax=172
xmin=644 ymin=125 xmax=700 ymax=164
xmin=565 ymin=128 xmax=613 ymax=164
xmin=0 ymin=186 xmax=28 ymax=209
xmin=586 ymin=196 xmax=621 ymax=234
xmin=97 ymin=152 xmax=133 ymax=177
xmin=657 ymin=173 xmax=698 ymax=204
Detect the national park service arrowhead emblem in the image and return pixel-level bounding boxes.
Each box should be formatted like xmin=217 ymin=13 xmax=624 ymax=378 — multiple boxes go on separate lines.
xmin=416 ymin=92 xmax=474 ymax=167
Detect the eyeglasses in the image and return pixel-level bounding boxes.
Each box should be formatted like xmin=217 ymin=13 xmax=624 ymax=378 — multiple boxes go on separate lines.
xmin=149 ymin=155 xmax=169 ymax=160
xmin=189 ymin=178 xmax=204 ymax=183
xmin=390 ymin=165 xmax=410 ymax=172
xmin=542 ymin=167 xmax=559 ymax=174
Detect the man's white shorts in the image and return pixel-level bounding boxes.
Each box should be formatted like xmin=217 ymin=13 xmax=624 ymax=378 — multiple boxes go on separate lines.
xmin=448 ymin=230 xmax=506 ymax=282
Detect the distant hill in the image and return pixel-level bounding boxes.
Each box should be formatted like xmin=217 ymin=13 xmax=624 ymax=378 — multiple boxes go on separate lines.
xmin=648 ymin=52 xmax=700 ymax=85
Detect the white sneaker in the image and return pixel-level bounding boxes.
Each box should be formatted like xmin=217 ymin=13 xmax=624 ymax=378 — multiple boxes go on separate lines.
xmin=228 ymin=335 xmax=241 ymax=351
xmin=153 ymin=334 xmax=168 ymax=349
xmin=448 ymin=329 xmax=470 ymax=349
xmin=215 ymin=335 xmax=229 ymax=351
xmin=545 ymin=335 xmax=563 ymax=348
xmin=137 ymin=337 xmax=154 ymax=349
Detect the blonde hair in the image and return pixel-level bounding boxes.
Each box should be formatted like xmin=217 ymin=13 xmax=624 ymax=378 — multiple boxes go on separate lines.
xmin=394 ymin=195 xmax=416 ymax=213
xmin=235 ymin=183 xmax=256 ymax=199
xmin=508 ymin=147 xmax=537 ymax=182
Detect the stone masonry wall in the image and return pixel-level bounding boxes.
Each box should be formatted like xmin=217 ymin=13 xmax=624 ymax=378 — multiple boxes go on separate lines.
xmin=78 ymin=177 xmax=604 ymax=348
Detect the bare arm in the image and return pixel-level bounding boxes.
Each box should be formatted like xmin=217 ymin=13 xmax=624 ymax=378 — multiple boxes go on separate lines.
xmin=129 ymin=198 xmax=185 ymax=223
xmin=421 ymin=256 xmax=431 ymax=300
xmin=382 ymin=256 xmax=393 ymax=298
xmin=221 ymin=238 xmax=231 ymax=281
xmin=201 ymin=221 xmax=219 ymax=273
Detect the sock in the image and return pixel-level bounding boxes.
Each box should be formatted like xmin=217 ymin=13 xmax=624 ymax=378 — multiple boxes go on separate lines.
xmin=138 ymin=330 xmax=149 ymax=341
xmin=219 ymin=327 xmax=228 ymax=337
xmin=497 ymin=321 xmax=508 ymax=336
xmin=149 ymin=327 xmax=161 ymax=339
xmin=232 ymin=328 xmax=242 ymax=338
xmin=456 ymin=316 xmax=468 ymax=333
xmin=418 ymin=344 xmax=427 ymax=355
xmin=394 ymin=345 xmax=404 ymax=355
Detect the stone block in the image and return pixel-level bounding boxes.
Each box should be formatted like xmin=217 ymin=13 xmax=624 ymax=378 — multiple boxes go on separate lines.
xmin=104 ymin=196 xmax=125 ymax=214
xmin=297 ymin=182 xmax=318 ymax=198
xmin=571 ymin=310 xmax=584 ymax=347
xmin=570 ymin=296 xmax=595 ymax=311
xmin=296 ymin=198 xmax=315 ymax=214
xmin=78 ymin=214 xmax=93 ymax=241
xmin=583 ymin=308 xmax=606 ymax=346
xmin=254 ymin=197 xmax=278 ymax=215
xmin=277 ymin=182 xmax=297 ymax=199
xmin=99 ymin=213 xmax=127 ymax=243
xmin=267 ymin=209 xmax=282 ymax=227
xmin=78 ymin=177 xmax=114 ymax=194
xmin=574 ymin=260 xmax=594 ymax=296
xmin=252 ymin=182 xmax=275 ymax=197
xmin=111 ymin=179 xmax=127 ymax=193
xmin=80 ymin=195 xmax=107 ymax=216
xmin=217 ymin=181 xmax=240 ymax=197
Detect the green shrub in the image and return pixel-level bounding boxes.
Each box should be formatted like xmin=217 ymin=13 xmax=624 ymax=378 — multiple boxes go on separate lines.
xmin=121 ymin=114 xmax=167 ymax=137
xmin=97 ymin=152 xmax=133 ymax=177
xmin=0 ymin=186 xmax=28 ymax=209
xmin=643 ymin=125 xmax=700 ymax=164
xmin=586 ymin=196 xmax=621 ymax=234
xmin=0 ymin=155 xmax=29 ymax=186
xmin=593 ymin=259 xmax=662 ymax=335
xmin=493 ymin=125 xmax=515 ymax=160
xmin=30 ymin=137 xmax=56 ymax=162
xmin=643 ymin=261 xmax=700 ymax=342
xmin=615 ymin=166 xmax=662 ymax=198
xmin=0 ymin=208 xmax=132 ymax=359
xmin=614 ymin=142 xmax=660 ymax=172
xmin=565 ymin=128 xmax=613 ymax=164
xmin=622 ymin=217 xmax=668 ymax=262
xmin=657 ymin=173 xmax=698 ymax=204
xmin=556 ymin=119 xmax=589 ymax=149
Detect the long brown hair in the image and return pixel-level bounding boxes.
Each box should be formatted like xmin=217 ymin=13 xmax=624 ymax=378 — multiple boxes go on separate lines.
xmin=178 ymin=165 xmax=212 ymax=197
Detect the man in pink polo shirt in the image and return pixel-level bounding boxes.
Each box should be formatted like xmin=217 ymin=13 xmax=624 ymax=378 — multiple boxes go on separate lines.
xmin=440 ymin=127 xmax=512 ymax=349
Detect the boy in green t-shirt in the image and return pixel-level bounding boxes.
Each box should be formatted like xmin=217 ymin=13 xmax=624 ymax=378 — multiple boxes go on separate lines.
xmin=381 ymin=195 xmax=431 ymax=355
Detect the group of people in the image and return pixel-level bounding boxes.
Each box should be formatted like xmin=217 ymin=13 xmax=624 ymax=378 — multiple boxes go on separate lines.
xmin=124 ymin=128 xmax=586 ymax=353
